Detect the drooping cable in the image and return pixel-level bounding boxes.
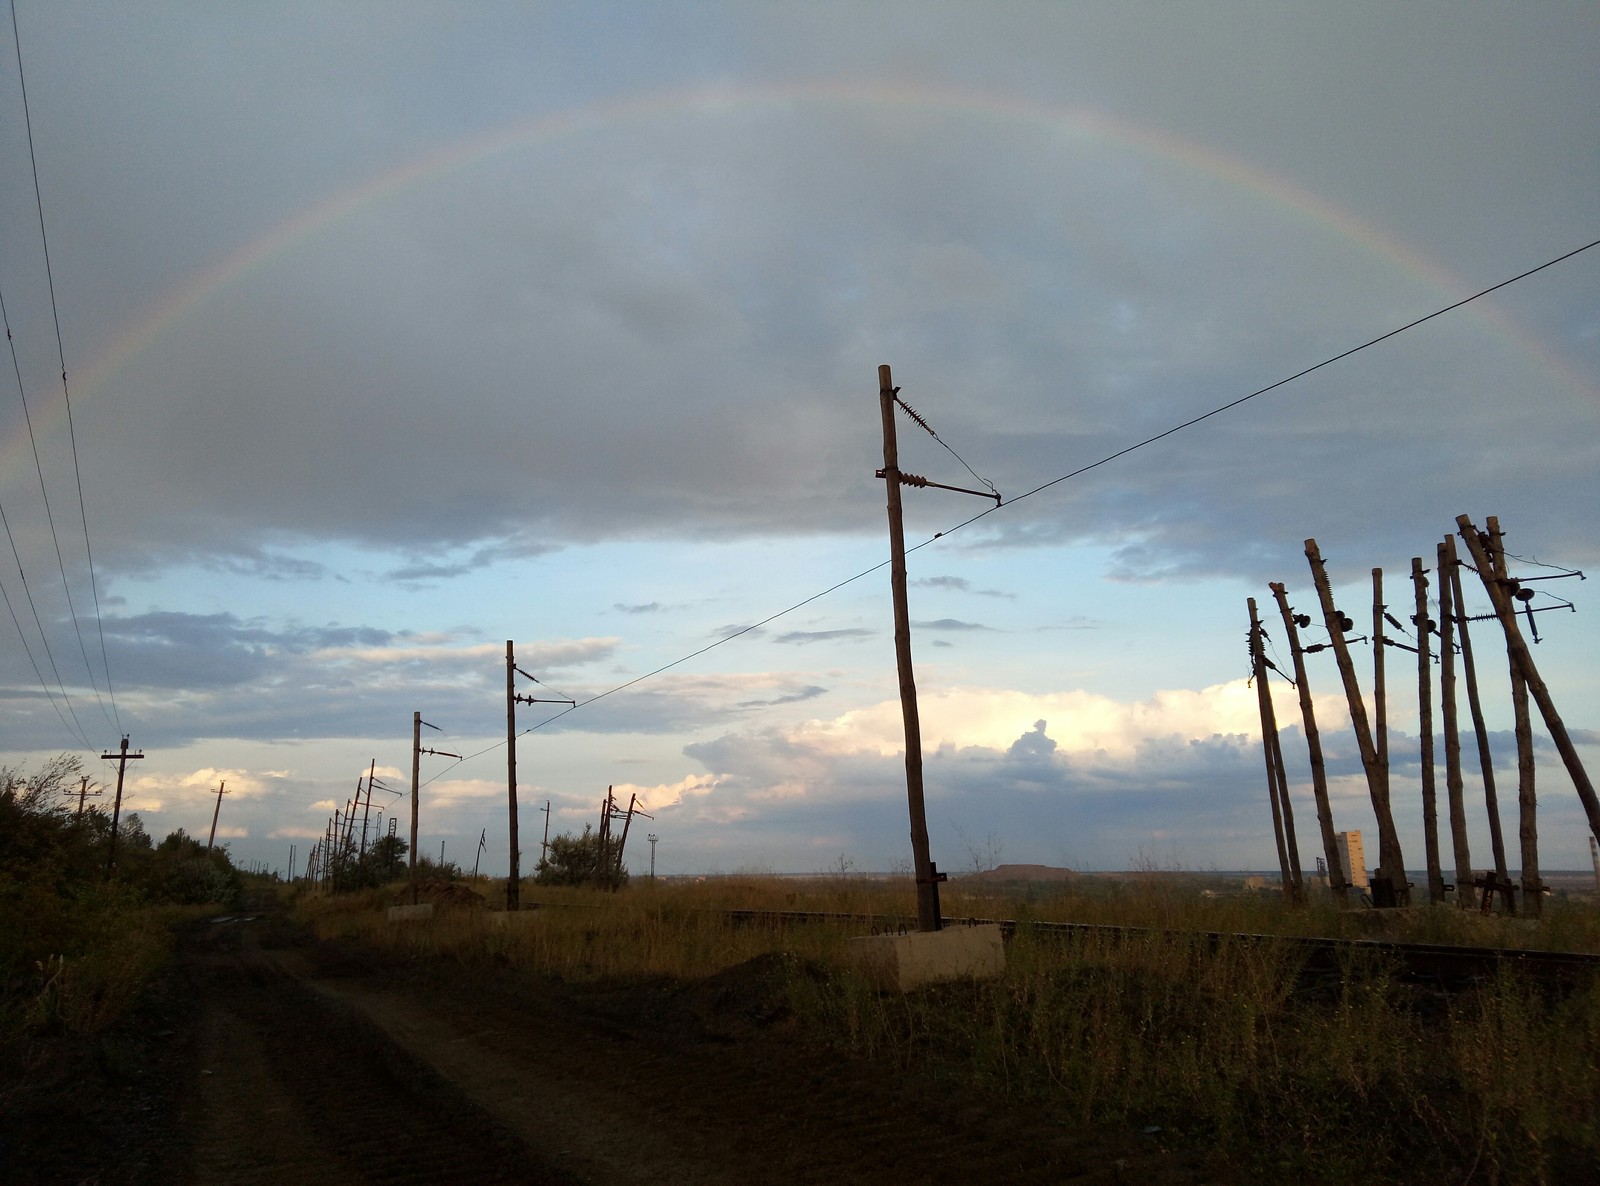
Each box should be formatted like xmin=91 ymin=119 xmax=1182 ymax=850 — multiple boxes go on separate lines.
xmin=424 ymin=237 xmax=1599 ymax=783
xmin=9 ymin=0 xmax=120 ymax=732
xmin=0 ymin=283 xmax=110 ymax=734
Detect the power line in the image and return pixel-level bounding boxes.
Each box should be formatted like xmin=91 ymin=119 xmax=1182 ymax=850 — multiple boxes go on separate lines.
xmin=917 ymin=236 xmax=1600 ymax=544
xmin=429 ymin=237 xmax=1599 ymax=782
xmin=0 ymin=284 xmax=104 ymax=741
xmin=9 ymin=0 xmax=120 ymax=733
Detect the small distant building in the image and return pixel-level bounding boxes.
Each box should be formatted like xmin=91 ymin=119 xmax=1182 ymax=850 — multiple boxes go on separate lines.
xmin=1336 ymin=831 xmax=1368 ymax=889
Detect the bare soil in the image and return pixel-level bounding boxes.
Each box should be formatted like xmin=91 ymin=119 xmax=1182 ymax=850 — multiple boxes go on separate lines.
xmin=4 ymin=906 xmax=1217 ymax=1184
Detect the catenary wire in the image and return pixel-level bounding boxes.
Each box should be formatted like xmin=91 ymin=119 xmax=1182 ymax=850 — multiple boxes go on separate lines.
xmin=428 ymin=237 xmax=1597 ymax=784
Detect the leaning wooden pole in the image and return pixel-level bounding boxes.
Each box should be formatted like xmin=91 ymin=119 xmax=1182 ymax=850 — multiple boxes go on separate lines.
xmin=1449 ymin=541 xmax=1513 ymax=903
xmin=1411 ymin=558 xmax=1444 ymax=903
xmin=1436 ymin=540 xmax=1473 ymax=903
xmin=1269 ymin=582 xmax=1346 ymax=902
xmin=1305 ymin=539 xmax=1407 ymax=904
xmin=1458 ymin=516 xmax=1600 ymax=857
xmin=1488 ymin=517 xmax=1542 ymax=915
xmin=879 ymin=364 xmax=940 ymax=933
xmin=1249 ymin=600 xmax=1293 ymax=896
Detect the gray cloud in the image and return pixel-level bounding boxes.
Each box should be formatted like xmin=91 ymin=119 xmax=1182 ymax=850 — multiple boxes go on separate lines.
xmin=773 ymin=629 xmax=874 ymax=645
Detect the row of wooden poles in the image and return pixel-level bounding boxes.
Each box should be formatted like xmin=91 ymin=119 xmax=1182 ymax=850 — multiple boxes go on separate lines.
xmin=1249 ymin=514 xmax=1595 ymax=916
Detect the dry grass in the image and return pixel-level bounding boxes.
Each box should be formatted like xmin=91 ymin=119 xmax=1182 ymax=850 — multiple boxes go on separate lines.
xmin=298 ymin=875 xmax=1600 ymax=1185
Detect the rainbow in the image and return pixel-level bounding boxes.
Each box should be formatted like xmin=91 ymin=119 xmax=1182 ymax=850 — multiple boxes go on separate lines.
xmin=14 ymin=78 xmax=1597 ymax=462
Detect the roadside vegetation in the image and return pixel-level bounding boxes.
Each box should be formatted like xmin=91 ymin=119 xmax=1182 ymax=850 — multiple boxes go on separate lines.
xmin=0 ymin=755 xmax=248 ymax=1052
xmin=300 ymin=866 xmax=1600 ymax=1185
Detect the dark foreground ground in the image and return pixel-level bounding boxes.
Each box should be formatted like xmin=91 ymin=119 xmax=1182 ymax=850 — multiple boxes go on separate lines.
xmin=3 ymin=906 xmax=1214 ymax=1185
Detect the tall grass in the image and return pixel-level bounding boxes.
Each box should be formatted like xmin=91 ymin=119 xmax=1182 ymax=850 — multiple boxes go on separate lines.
xmin=300 ymin=876 xmax=1600 ymax=1184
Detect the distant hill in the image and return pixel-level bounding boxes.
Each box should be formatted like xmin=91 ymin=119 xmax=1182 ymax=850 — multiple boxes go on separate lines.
xmin=958 ymin=863 xmax=1076 ymax=883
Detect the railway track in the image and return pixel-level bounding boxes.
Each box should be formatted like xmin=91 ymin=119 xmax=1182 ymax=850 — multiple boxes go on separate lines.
xmin=715 ymin=908 xmax=1600 ymax=987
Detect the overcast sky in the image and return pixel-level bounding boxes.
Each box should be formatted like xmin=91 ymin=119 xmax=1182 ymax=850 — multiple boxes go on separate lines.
xmin=2 ymin=2 xmax=1597 ymax=879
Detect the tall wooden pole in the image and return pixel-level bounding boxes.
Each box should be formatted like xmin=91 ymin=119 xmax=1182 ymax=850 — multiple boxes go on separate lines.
xmin=1411 ymin=559 xmax=1443 ymax=904
xmin=1249 ymin=599 xmax=1297 ymax=898
xmin=1437 ymin=540 xmax=1473 ymax=903
xmin=100 ymin=735 xmax=144 ymax=873
xmin=1457 ymin=516 xmax=1599 ymax=859
xmin=540 ymin=801 xmax=551 ymax=870
xmin=359 ymin=759 xmax=376 ymax=860
xmin=1448 ymin=543 xmax=1512 ymax=900
xmin=410 ymin=711 xmax=422 ymax=905
xmin=206 ymin=780 xmax=227 ymax=854
xmin=1305 ymin=540 xmax=1407 ymax=904
xmin=1487 ymin=517 xmax=1541 ymax=915
xmin=1372 ymin=568 xmax=1390 ymax=809
xmin=880 ymin=364 xmax=940 ymax=933
xmin=506 ymin=641 xmax=521 ymax=911
xmin=1269 ymin=583 xmax=1346 ymax=902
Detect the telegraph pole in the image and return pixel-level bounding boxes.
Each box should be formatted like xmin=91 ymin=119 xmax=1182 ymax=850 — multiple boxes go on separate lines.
xmin=410 ymin=714 xmax=459 ymax=904
xmin=1437 ymin=539 xmax=1474 ymax=905
xmin=875 ymin=365 xmax=1000 ymax=932
xmin=1457 ymin=515 xmax=1598 ymax=854
xmin=506 ymin=645 xmax=574 ymax=908
xmin=100 ymin=736 xmax=145 ymax=872
xmin=1305 ymin=540 xmax=1407 ymax=905
xmin=1412 ymin=558 xmax=1444 ymax=904
xmin=359 ymin=759 xmax=376 ymax=860
xmin=205 ymin=780 xmax=228 ymax=853
xmin=1488 ymin=517 xmax=1540 ymax=915
xmin=412 ymin=712 xmax=423 ymax=902
xmin=1268 ymin=583 xmax=1346 ymax=902
xmin=506 ymin=642 xmax=520 ymax=909
xmin=540 ymin=800 xmax=551 ymax=870
xmin=1447 ymin=539 xmax=1512 ymax=908
xmin=880 ymin=365 xmax=935 ymax=931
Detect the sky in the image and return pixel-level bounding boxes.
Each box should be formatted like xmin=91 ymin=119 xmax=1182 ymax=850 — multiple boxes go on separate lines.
xmin=1 ymin=2 xmax=1597 ymax=880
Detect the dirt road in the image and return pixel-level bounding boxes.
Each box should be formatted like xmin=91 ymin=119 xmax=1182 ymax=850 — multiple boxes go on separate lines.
xmin=7 ymin=909 xmax=1211 ymax=1184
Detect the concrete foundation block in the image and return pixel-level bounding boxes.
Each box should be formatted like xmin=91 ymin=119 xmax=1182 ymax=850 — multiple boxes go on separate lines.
xmin=846 ymin=923 xmax=1005 ymax=991
xmin=486 ymin=910 xmax=540 ymax=928
xmin=386 ymin=903 xmax=435 ymax=923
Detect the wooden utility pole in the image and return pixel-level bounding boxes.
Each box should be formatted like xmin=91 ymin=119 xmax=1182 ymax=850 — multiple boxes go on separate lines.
xmin=1371 ymin=569 xmax=1391 ymax=812
xmin=1269 ymin=583 xmax=1346 ymax=902
xmin=100 ymin=736 xmax=145 ymax=872
xmin=505 ymin=651 xmax=572 ymax=904
xmin=1458 ymin=516 xmax=1600 ymax=860
xmin=358 ymin=759 xmax=376 ymax=860
xmin=540 ymin=801 xmax=551 ymax=870
xmin=1411 ymin=559 xmax=1444 ymax=903
xmin=205 ymin=780 xmax=228 ymax=854
xmin=1437 ymin=539 xmax=1473 ymax=904
xmin=411 ymin=712 xmax=423 ymax=904
xmin=1488 ymin=517 xmax=1541 ymax=915
xmin=1249 ymin=599 xmax=1300 ymax=900
xmin=879 ymin=364 xmax=939 ymax=933
xmin=1305 ymin=540 xmax=1407 ymax=904
xmin=506 ymin=640 xmax=521 ymax=910
xmin=1447 ymin=541 xmax=1512 ymax=907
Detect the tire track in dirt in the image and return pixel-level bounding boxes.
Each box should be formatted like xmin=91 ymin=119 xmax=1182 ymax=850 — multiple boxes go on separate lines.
xmin=305 ymin=951 xmax=1202 ymax=1185
xmin=180 ymin=919 xmax=573 ymax=1185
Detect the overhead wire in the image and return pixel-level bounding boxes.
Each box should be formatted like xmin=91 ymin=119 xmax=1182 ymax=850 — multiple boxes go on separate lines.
xmin=6 ymin=3 xmax=119 ymax=735
xmin=419 ymin=237 xmax=1600 ymax=787
xmin=0 ymin=291 xmax=93 ymax=749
